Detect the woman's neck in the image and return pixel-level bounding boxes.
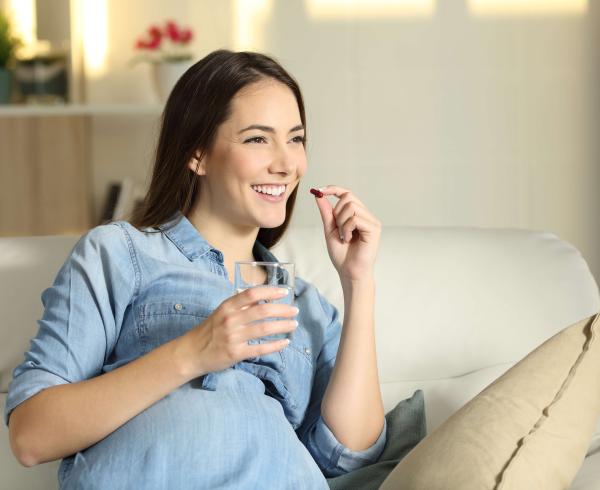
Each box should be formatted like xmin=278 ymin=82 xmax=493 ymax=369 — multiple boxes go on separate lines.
xmin=185 ymin=208 xmax=259 ymax=265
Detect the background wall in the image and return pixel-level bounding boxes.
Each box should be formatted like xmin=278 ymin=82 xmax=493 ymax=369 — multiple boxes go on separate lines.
xmin=59 ymin=0 xmax=600 ymax=283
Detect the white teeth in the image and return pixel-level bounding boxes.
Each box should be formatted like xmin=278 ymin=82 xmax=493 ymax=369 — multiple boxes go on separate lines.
xmin=251 ymin=185 xmax=285 ymax=196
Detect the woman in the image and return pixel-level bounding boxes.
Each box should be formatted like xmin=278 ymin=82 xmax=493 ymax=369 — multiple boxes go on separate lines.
xmin=8 ymin=49 xmax=600 ymax=490
xmin=5 ymin=50 xmax=387 ymax=489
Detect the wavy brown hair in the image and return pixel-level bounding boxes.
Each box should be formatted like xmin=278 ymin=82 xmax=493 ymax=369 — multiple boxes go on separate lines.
xmin=130 ymin=49 xmax=306 ymax=248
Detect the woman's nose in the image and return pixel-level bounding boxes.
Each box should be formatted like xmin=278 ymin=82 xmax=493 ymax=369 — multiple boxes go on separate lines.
xmin=269 ymin=145 xmax=296 ymax=174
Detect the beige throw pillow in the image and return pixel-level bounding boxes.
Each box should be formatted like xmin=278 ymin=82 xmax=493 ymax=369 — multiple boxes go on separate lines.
xmin=379 ymin=312 xmax=600 ymax=490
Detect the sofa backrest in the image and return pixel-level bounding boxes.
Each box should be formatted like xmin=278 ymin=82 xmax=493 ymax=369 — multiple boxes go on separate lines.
xmin=271 ymin=225 xmax=600 ymax=436
xmin=2 ymin=226 xmax=599 ymax=436
xmin=0 ymin=235 xmax=80 ymax=393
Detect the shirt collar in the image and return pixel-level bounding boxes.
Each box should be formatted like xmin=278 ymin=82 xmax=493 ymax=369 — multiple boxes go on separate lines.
xmin=158 ymin=211 xmax=278 ymax=263
xmin=253 ymin=239 xmax=279 ymax=262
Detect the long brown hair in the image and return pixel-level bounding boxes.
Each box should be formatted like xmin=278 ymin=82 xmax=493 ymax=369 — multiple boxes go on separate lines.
xmin=130 ymin=49 xmax=307 ymax=248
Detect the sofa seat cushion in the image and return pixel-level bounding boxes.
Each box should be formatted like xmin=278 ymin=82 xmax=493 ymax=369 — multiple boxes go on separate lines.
xmin=570 ymin=451 xmax=600 ymax=490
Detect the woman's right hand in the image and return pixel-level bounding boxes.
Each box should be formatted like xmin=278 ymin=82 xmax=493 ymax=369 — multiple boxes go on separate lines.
xmin=179 ymin=286 xmax=298 ymax=378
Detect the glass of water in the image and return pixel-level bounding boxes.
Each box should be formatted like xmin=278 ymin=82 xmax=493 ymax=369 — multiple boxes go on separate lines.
xmin=234 ymin=261 xmax=295 ymax=341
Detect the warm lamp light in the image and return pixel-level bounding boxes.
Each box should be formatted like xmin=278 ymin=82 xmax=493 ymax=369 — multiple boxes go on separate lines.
xmin=468 ymin=0 xmax=587 ymax=16
xmin=305 ymin=0 xmax=435 ymax=19
xmin=6 ymin=0 xmax=36 ymax=47
xmin=79 ymin=0 xmax=108 ymax=77
xmin=234 ymin=0 xmax=273 ymax=51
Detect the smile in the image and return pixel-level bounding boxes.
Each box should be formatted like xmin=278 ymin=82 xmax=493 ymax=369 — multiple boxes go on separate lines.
xmin=251 ymin=184 xmax=286 ymax=196
xmin=251 ymin=184 xmax=287 ymax=203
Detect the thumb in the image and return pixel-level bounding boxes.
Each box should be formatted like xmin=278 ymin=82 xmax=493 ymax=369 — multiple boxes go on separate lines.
xmin=310 ymin=188 xmax=337 ymax=236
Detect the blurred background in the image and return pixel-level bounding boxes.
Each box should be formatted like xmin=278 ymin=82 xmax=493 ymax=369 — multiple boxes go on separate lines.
xmin=0 ymin=0 xmax=598 ymax=284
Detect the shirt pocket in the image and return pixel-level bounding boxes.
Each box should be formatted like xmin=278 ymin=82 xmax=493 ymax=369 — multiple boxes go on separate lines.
xmin=281 ymin=323 xmax=315 ymax=424
xmin=136 ymin=300 xmax=214 ymax=354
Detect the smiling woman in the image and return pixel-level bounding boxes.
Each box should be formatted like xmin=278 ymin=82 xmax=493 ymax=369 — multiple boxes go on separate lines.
xmin=4 ymin=49 xmax=388 ymax=490
xmin=130 ymin=50 xmax=307 ymax=253
xmin=181 ymin=76 xmax=307 ymax=266
xmin=130 ymin=51 xmax=309 ymax=281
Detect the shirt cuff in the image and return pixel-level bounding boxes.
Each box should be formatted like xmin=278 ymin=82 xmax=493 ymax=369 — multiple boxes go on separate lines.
xmin=4 ymin=368 xmax=70 ymax=427
xmin=311 ymin=413 xmax=387 ymax=477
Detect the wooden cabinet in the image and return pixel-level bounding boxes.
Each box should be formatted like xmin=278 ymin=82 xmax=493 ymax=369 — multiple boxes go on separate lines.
xmin=0 ymin=115 xmax=90 ymax=236
xmin=0 ymin=105 xmax=161 ymax=236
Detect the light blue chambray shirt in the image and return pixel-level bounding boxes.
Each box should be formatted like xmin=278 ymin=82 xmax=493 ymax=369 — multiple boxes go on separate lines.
xmin=4 ymin=212 xmax=386 ymax=489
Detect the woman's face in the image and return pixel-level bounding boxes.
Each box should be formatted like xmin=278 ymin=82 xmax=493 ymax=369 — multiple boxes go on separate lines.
xmin=192 ymin=78 xmax=307 ymax=230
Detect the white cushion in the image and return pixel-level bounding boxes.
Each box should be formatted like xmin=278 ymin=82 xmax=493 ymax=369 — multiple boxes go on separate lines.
xmin=2 ymin=226 xmax=599 ymax=489
xmin=570 ymin=451 xmax=600 ymax=490
xmin=272 ymin=226 xmax=600 ymax=456
xmin=0 ymin=235 xmax=79 ymax=392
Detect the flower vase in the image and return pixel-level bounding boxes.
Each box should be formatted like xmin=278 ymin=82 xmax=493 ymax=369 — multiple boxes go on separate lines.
xmin=151 ymin=60 xmax=193 ymax=103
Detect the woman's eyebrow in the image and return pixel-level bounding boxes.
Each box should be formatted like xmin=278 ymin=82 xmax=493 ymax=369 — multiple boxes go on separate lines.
xmin=238 ymin=124 xmax=304 ymax=134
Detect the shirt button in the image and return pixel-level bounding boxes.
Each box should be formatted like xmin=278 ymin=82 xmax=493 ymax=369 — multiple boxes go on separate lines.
xmin=174 ymin=303 xmax=183 ymax=311
xmin=304 ymin=347 xmax=311 ymax=355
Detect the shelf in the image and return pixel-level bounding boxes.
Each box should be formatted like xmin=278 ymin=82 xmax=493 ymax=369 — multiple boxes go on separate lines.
xmin=0 ymin=104 xmax=164 ymax=117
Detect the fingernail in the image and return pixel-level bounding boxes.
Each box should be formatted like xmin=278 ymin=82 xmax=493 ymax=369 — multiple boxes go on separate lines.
xmin=276 ymin=288 xmax=289 ymax=295
xmin=309 ymin=188 xmax=324 ymax=198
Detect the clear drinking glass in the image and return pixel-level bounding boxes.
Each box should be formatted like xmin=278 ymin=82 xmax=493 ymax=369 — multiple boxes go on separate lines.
xmin=234 ymin=261 xmax=295 ymax=341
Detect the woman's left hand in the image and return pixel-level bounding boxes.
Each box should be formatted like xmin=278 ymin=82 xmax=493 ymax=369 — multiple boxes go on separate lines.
xmin=312 ymin=185 xmax=381 ymax=282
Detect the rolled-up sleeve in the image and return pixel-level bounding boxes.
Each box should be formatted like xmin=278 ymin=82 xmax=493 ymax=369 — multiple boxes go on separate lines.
xmin=3 ymin=224 xmax=136 ymax=427
xmin=296 ymin=292 xmax=387 ymax=477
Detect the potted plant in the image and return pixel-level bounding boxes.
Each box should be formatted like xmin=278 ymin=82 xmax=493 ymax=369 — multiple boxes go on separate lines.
xmin=0 ymin=9 xmax=21 ymax=104
xmin=131 ymin=20 xmax=194 ymax=102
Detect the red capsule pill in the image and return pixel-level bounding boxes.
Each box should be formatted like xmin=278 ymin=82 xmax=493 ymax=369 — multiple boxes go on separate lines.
xmin=309 ymin=188 xmax=324 ymax=198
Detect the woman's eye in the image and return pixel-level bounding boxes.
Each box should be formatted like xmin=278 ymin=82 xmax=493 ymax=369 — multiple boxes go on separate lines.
xmin=244 ymin=135 xmax=305 ymax=144
xmin=244 ymin=136 xmax=267 ymax=144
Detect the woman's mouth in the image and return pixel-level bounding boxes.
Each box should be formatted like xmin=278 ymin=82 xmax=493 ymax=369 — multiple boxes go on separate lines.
xmin=251 ymin=184 xmax=286 ymax=203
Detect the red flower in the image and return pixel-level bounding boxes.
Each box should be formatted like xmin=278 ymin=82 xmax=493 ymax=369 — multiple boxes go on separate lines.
xmin=133 ymin=20 xmax=194 ymax=57
xmin=179 ymin=29 xmax=193 ymax=44
xmin=147 ymin=36 xmax=161 ymax=49
xmin=148 ymin=25 xmax=162 ymax=40
xmin=165 ymin=20 xmax=180 ymax=42
xmin=135 ymin=37 xmax=160 ymax=50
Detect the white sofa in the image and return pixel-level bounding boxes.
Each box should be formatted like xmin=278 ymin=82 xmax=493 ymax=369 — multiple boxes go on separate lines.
xmin=1 ymin=225 xmax=599 ymax=489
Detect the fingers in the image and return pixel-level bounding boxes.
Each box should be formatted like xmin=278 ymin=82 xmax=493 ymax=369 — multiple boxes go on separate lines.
xmin=240 ymin=301 xmax=299 ymax=325
xmin=247 ymin=338 xmax=292 ymax=357
xmin=228 ymin=285 xmax=290 ymax=311
xmin=337 ymin=205 xmax=360 ymax=243
xmin=223 ymin=287 xmax=297 ymax=335
xmin=339 ymin=213 xmax=370 ymax=243
xmin=335 ymin=200 xmax=379 ymax=242
xmin=333 ymin=193 xmax=366 ymax=218
xmin=240 ymin=319 xmax=298 ymax=344
xmin=319 ymin=185 xmax=366 ymax=207
xmin=311 ymin=188 xmax=337 ymax=236
xmin=311 ymin=185 xmax=364 ymax=240
xmin=314 ymin=185 xmax=379 ymax=242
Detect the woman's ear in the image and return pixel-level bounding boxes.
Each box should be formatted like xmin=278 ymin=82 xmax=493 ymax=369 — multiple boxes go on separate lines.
xmin=188 ymin=150 xmax=206 ymax=176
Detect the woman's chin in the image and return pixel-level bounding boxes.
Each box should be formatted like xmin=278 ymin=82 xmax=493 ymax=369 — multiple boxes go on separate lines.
xmin=257 ymin=214 xmax=286 ymax=229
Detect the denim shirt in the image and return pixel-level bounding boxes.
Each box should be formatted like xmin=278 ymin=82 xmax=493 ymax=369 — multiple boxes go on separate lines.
xmin=4 ymin=213 xmax=386 ymax=485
